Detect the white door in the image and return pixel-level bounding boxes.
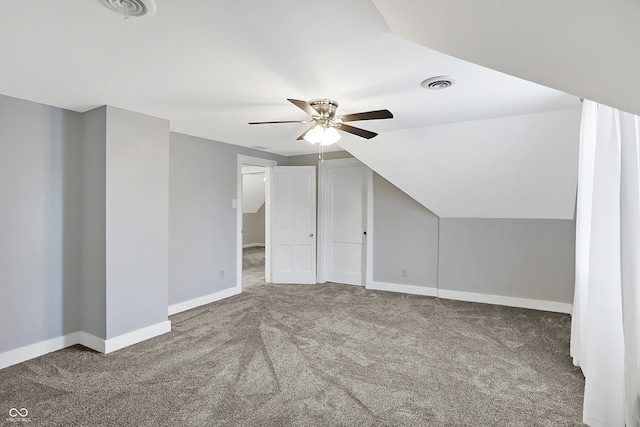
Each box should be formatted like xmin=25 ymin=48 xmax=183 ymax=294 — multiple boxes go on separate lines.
xmin=271 ymin=166 xmax=316 ymax=284
xmin=322 ymin=162 xmax=368 ymax=285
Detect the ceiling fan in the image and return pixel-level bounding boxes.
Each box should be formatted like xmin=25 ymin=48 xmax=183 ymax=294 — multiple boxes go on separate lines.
xmin=249 ymin=99 xmax=393 ymax=146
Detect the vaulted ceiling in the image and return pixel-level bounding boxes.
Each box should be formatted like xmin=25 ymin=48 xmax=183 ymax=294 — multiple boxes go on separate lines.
xmin=0 ymin=0 xmax=579 ymax=156
xmin=4 ymin=0 xmax=631 ymax=219
xmin=373 ymin=0 xmax=640 ymax=116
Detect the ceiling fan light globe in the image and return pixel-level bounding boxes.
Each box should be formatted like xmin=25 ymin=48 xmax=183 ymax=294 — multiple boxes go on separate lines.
xmin=303 ymin=125 xmax=324 ymax=145
xmin=321 ymin=126 xmax=341 ymax=145
xmin=303 ymin=124 xmax=340 ymax=145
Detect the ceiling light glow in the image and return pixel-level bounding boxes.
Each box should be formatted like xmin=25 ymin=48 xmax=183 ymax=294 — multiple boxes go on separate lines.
xmin=303 ymin=124 xmax=341 ymax=146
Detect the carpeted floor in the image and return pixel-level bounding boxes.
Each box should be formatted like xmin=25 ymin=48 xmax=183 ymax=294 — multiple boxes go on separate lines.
xmin=1 ymin=247 xmax=585 ymax=426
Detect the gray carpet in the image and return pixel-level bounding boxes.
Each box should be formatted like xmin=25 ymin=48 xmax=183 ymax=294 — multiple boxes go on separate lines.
xmin=1 ymin=247 xmax=585 ymax=426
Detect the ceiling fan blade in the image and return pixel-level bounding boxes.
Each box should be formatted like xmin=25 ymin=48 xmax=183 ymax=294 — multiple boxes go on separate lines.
xmin=296 ymin=125 xmax=315 ymax=141
xmin=340 ymin=109 xmax=393 ymax=122
xmin=248 ymin=120 xmax=307 ymax=125
xmin=338 ymin=124 xmax=378 ymax=139
xmin=287 ymin=98 xmax=319 ymax=116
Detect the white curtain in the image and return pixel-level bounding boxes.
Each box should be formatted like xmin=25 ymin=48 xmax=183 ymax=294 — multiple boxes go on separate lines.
xmin=571 ymin=99 xmax=640 ymax=427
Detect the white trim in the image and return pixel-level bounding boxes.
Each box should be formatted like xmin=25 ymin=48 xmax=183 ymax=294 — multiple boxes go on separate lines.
xmin=437 ymin=289 xmax=573 ymax=314
xmin=168 ymin=286 xmax=241 ymax=316
xmin=0 ymin=332 xmax=82 ymax=370
xmin=77 ymin=331 xmax=106 ymax=353
xmin=368 ymin=281 xmax=438 ymax=297
xmin=367 ymin=281 xmax=572 ymax=314
xmin=104 ymin=320 xmax=171 ymax=354
xmin=237 ymin=155 xmax=276 ymax=290
xmin=0 ymin=321 xmax=174 ymax=369
xmin=242 ymin=243 xmax=265 ymax=248
xmin=264 ymin=166 xmax=272 ymax=283
xmin=317 ymin=160 xmax=326 ymax=283
xmin=365 ymin=168 xmax=373 ymax=288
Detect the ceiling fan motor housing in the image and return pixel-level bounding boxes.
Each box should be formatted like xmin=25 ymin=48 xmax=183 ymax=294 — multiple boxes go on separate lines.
xmin=309 ymin=99 xmax=339 ymax=119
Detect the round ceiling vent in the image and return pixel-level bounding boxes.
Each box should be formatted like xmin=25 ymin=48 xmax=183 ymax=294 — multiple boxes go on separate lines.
xmin=101 ymin=0 xmax=157 ymax=18
xmin=421 ymin=76 xmax=456 ymax=90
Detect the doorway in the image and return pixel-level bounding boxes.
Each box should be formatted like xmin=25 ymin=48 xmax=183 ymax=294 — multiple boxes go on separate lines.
xmin=241 ymin=165 xmax=266 ymax=289
xmin=236 ymin=155 xmax=372 ymax=290
xmin=236 ymin=155 xmax=276 ymax=291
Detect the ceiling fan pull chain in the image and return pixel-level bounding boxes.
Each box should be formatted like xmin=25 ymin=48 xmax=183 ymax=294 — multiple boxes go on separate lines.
xmin=123 ymin=0 xmax=130 ymax=19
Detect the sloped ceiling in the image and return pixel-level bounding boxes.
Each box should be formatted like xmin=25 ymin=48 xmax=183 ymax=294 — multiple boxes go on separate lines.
xmin=373 ymin=0 xmax=640 ymax=116
xmin=0 ymin=0 xmax=578 ymax=156
xmin=0 ymin=0 xmax=589 ymax=219
xmin=339 ymin=108 xmax=581 ymax=219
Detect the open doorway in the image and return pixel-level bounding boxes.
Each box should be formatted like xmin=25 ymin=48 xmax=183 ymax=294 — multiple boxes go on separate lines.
xmin=236 ymin=155 xmax=276 ymax=292
xmin=241 ymin=165 xmax=266 ymax=289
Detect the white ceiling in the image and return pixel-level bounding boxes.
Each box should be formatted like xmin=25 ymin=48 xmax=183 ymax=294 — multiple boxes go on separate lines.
xmin=340 ymin=108 xmax=582 ymax=219
xmin=373 ymin=0 xmax=640 ymax=117
xmin=0 ymin=0 xmax=579 ymax=156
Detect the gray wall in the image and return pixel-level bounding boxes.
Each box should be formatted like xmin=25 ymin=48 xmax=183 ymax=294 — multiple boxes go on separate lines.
xmin=372 ymin=174 xmax=439 ymax=287
xmin=81 ymin=106 xmax=107 ymax=338
xmin=243 ymin=203 xmax=265 ymax=246
xmin=439 ymin=218 xmax=576 ymax=303
xmin=168 ymin=133 xmax=286 ymax=306
xmin=0 ymin=94 xmax=83 ymax=352
xmin=286 ymin=150 xmax=353 ymax=166
xmin=288 ymin=154 xmax=576 ymax=305
xmin=370 ymin=172 xmax=575 ymax=304
xmin=0 ymin=92 xmax=576 ymax=357
xmin=104 ymin=106 xmax=170 ymax=338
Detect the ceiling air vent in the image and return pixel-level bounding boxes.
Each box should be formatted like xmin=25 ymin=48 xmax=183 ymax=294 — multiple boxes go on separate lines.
xmin=101 ymin=0 xmax=157 ymax=18
xmin=421 ymin=76 xmax=456 ymax=90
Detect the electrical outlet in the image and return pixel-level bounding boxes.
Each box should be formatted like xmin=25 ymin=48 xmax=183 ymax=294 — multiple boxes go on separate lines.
xmin=219 ymin=269 xmax=225 ymax=278
xmin=401 ymin=268 xmax=407 ymax=278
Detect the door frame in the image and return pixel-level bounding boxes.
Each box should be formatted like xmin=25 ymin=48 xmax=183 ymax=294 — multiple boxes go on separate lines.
xmin=236 ymin=155 xmax=277 ymax=291
xmin=317 ymin=157 xmax=373 ymax=287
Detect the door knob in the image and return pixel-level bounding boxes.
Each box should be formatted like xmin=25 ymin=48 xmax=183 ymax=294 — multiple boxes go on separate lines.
xmin=309 ymin=233 xmax=314 ymax=237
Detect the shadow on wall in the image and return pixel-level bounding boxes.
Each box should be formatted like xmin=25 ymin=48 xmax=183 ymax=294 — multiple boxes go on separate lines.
xmin=55 ymin=108 xmax=84 ymax=340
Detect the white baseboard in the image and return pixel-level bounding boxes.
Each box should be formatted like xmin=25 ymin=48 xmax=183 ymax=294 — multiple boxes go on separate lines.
xmin=0 ymin=283 xmax=572 ymax=370
xmin=368 ymin=281 xmax=438 ymax=297
xmin=243 ymin=243 xmax=265 ymax=248
xmin=367 ymin=281 xmax=572 ymax=314
xmin=437 ymin=289 xmax=573 ymax=314
xmin=168 ymin=286 xmax=241 ymax=316
xmin=0 ymin=332 xmax=81 ymax=370
xmin=77 ymin=331 xmax=106 ymax=353
xmin=0 ymin=321 xmax=173 ymax=369
xmin=104 ymin=321 xmax=171 ymax=354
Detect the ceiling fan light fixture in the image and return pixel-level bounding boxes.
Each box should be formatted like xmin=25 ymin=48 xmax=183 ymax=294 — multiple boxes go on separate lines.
xmin=303 ymin=124 xmax=341 ymax=146
xmin=322 ymin=126 xmax=341 ymax=145
xmin=249 ymin=98 xmax=392 ymax=145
